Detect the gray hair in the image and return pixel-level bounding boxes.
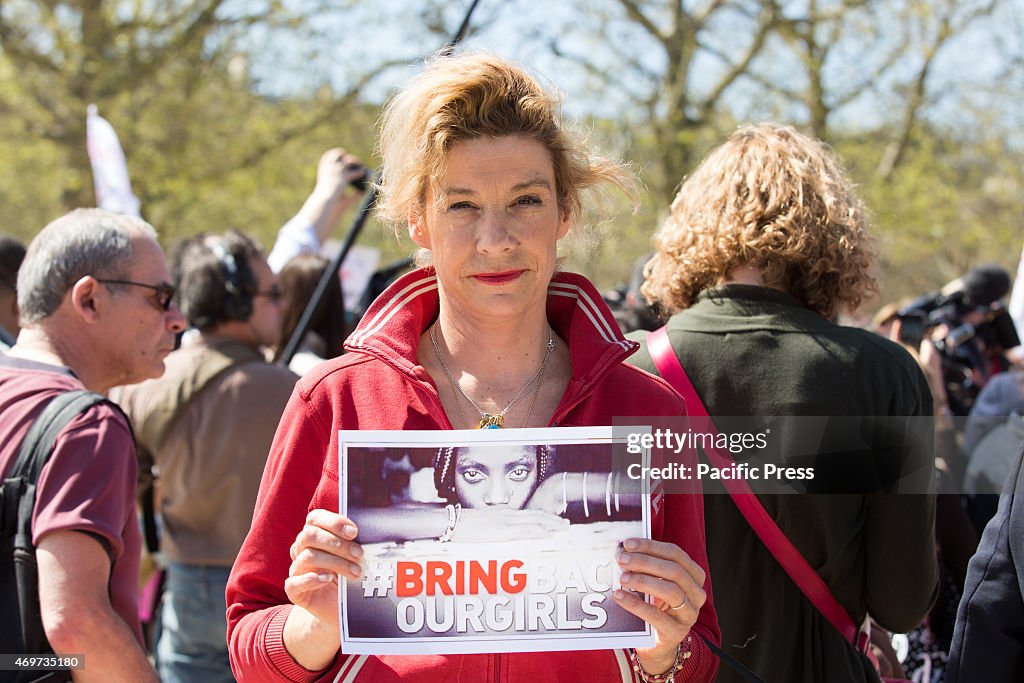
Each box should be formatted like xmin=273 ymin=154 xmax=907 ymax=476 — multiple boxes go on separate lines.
xmin=18 ymin=208 xmax=157 ymax=324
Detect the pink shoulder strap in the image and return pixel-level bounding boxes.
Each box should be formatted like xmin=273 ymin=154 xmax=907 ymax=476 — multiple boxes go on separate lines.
xmin=646 ymin=326 xmax=866 ymax=650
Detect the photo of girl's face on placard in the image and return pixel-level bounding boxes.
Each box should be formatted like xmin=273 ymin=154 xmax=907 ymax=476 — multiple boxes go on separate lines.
xmin=452 ymin=445 xmax=540 ymax=509
xmin=433 ymin=444 xmax=554 ymax=509
xmin=339 ymin=429 xmax=652 ymax=654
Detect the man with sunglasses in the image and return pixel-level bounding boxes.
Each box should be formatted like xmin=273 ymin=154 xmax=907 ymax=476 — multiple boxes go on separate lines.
xmin=113 ymin=229 xmax=297 ymax=683
xmin=1 ymin=208 xmax=186 ymax=681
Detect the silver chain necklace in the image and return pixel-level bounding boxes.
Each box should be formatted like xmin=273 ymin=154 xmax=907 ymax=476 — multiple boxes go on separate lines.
xmin=429 ymin=322 xmax=555 ymax=429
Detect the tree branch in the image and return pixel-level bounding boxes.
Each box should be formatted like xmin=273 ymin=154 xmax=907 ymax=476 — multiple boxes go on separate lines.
xmin=616 ymin=0 xmax=665 ymax=43
xmin=874 ymin=1 xmax=997 ymax=179
xmin=191 ymin=58 xmax=408 ymax=182
xmin=697 ymin=1 xmax=779 ymax=118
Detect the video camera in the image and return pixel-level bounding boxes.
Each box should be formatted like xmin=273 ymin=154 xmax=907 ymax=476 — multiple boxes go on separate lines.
xmin=344 ymin=163 xmax=371 ymax=192
xmin=898 ymin=264 xmax=1021 ymax=414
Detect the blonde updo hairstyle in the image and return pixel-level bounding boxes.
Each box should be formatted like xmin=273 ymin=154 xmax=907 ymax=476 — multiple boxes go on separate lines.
xmin=643 ymin=123 xmax=876 ymax=320
xmin=375 ymin=51 xmax=635 ymax=242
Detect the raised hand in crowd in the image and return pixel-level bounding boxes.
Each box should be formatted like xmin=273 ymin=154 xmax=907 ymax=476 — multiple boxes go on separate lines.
xmin=268 ymin=147 xmax=368 ymax=272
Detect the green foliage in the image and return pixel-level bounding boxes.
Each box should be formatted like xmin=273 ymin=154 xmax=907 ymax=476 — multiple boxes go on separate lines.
xmin=838 ymin=123 xmax=1024 ymax=308
xmin=0 ymin=0 xmax=409 ymax=262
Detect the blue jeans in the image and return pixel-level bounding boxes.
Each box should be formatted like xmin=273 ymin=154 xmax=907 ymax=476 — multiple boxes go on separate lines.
xmin=157 ymin=562 xmax=234 ymax=683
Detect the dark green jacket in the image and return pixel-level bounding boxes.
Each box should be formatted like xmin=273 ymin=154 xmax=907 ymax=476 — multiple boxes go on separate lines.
xmin=628 ymin=285 xmax=938 ymax=683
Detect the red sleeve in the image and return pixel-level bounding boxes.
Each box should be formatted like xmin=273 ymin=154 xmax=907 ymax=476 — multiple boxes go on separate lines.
xmin=226 ymin=381 xmax=347 ymax=682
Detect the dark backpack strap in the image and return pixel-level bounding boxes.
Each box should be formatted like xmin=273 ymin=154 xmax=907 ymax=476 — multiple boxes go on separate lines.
xmin=698 ymin=635 xmax=767 ymax=683
xmin=139 ymin=470 xmax=160 ymax=554
xmin=8 ymin=390 xmax=110 ymax=658
xmin=11 ymin=390 xmax=110 ymax=481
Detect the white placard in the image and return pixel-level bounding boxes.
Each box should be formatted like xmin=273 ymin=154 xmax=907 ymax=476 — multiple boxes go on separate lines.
xmin=338 ymin=426 xmax=654 ymax=655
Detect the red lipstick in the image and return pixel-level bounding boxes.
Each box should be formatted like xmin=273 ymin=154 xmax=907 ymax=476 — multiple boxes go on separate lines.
xmin=473 ymin=270 xmax=524 ymax=285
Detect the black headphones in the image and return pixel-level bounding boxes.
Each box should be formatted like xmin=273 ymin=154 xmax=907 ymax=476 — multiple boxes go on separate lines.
xmin=208 ymin=239 xmax=253 ymax=322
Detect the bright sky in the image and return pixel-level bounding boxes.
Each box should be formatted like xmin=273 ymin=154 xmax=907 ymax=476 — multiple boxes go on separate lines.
xmin=238 ymin=0 xmax=1023 ymax=148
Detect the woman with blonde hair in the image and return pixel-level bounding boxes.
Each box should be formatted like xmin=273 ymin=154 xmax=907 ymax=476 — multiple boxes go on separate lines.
xmin=227 ymin=52 xmax=720 ymax=682
xmin=628 ymin=123 xmax=937 ymax=683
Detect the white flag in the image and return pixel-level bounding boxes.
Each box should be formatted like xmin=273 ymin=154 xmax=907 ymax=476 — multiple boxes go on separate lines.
xmin=1010 ymin=243 xmax=1024 ymax=337
xmin=86 ymin=104 xmax=141 ymax=217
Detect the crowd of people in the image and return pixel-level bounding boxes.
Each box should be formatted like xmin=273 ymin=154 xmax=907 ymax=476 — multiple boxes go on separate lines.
xmin=2 ymin=49 xmax=1023 ymax=683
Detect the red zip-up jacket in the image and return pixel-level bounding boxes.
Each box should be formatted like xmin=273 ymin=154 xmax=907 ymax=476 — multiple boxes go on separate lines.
xmin=226 ymin=269 xmax=720 ymax=682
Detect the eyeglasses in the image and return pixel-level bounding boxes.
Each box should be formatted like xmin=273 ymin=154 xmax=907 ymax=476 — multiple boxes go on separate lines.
xmin=255 ymin=285 xmax=282 ymax=301
xmin=96 ymin=278 xmax=176 ymax=311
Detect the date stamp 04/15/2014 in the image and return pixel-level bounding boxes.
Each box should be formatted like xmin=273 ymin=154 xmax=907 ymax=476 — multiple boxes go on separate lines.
xmin=0 ymin=654 xmax=85 ymax=672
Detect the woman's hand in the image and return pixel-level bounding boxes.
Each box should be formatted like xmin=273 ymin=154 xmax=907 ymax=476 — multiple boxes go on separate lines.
xmin=613 ymin=538 xmax=707 ymax=675
xmin=285 ymin=509 xmax=363 ymax=635
xmin=452 ymin=507 xmax=568 ymax=542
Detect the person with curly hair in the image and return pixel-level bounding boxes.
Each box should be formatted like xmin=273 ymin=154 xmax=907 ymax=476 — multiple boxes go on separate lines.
xmin=641 ymin=123 xmax=875 ymax=319
xmin=628 ymin=123 xmax=938 ymax=683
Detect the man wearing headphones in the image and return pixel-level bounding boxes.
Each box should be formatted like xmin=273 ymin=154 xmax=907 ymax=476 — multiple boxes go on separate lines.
xmin=113 ymin=230 xmax=297 ymax=683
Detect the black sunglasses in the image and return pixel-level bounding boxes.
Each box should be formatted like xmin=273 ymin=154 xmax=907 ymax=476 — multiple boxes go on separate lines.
xmin=96 ymin=278 xmax=176 ymax=311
